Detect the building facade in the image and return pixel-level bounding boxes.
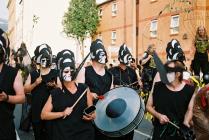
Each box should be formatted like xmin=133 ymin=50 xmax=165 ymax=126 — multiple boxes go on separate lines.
xmin=97 ymin=0 xmax=137 ymax=64
xmin=97 ymin=0 xmax=209 ymax=67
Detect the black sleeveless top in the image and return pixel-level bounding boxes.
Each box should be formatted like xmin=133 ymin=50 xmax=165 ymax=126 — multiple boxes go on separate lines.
xmin=0 ymin=64 xmax=18 ymax=139
xmin=109 ymin=66 xmax=139 ymax=89
xmin=51 ymin=83 xmax=94 ymax=140
xmin=85 ymin=66 xmax=112 ymax=96
xmin=152 ymin=82 xmax=195 ymax=139
xmin=30 ymin=69 xmax=58 ymax=122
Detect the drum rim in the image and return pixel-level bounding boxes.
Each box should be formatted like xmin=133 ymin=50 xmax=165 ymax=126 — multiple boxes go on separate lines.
xmin=95 ymin=93 xmax=145 ymax=137
xmin=94 ymin=87 xmax=141 ymax=131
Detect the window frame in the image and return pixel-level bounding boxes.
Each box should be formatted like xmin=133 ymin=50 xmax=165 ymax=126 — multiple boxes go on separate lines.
xmin=170 ymin=15 xmax=180 ymax=34
xmin=112 ymin=2 xmax=118 ymax=16
xmin=111 ymin=31 xmax=117 ymax=44
xmin=150 ymin=19 xmax=158 ymax=38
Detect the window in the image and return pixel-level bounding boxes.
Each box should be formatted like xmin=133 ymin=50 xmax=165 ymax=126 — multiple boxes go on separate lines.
xmin=99 ymin=8 xmax=103 ymax=20
xmin=150 ymin=20 xmax=158 ymax=37
xmin=170 ymin=15 xmax=180 ymax=34
xmin=111 ymin=31 xmax=116 ymax=44
xmin=112 ymin=3 xmax=117 ymax=16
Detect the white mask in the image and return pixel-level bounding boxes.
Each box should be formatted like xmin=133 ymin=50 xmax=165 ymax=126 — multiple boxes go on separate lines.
xmin=62 ymin=67 xmax=72 ymax=82
xmin=98 ymin=51 xmax=107 ymax=64
xmin=167 ymin=72 xmax=175 ymax=83
xmin=40 ymin=58 xmax=47 ymax=68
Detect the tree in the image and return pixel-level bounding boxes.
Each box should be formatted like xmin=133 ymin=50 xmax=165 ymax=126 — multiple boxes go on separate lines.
xmin=63 ymin=0 xmax=99 ymax=58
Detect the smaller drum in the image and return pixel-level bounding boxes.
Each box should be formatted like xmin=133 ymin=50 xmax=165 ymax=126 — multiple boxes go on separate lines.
xmin=94 ymin=87 xmax=145 ymax=137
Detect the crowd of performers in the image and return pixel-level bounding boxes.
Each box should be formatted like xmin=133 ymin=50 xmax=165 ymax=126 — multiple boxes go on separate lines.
xmin=0 ymin=25 xmax=209 ymax=140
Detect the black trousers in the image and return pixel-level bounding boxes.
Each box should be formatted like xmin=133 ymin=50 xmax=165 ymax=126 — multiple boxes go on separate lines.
xmin=32 ymin=121 xmax=47 ymax=140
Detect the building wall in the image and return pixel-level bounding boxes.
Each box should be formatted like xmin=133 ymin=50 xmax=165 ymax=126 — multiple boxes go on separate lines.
xmin=98 ymin=0 xmax=208 ymax=67
xmin=97 ymin=0 xmax=135 ymax=64
xmin=7 ymin=0 xmax=16 ymax=50
xmin=138 ymin=0 xmax=208 ymax=67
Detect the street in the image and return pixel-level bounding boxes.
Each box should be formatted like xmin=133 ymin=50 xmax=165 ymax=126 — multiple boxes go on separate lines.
xmin=14 ymin=104 xmax=153 ymax=140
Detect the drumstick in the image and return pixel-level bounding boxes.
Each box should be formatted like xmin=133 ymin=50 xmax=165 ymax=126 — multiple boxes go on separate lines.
xmin=127 ymin=81 xmax=139 ymax=86
xmin=168 ymin=121 xmax=180 ymax=129
xmin=72 ymin=88 xmax=88 ymax=108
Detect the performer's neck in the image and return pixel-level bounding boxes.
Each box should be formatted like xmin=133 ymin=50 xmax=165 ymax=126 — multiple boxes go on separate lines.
xmin=40 ymin=67 xmax=51 ymax=75
xmin=119 ymin=63 xmax=127 ymax=70
xmin=92 ymin=61 xmax=105 ymax=76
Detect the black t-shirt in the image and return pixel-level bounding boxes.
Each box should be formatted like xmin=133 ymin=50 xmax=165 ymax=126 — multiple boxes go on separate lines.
xmin=152 ymin=82 xmax=195 ymax=139
xmin=0 ymin=64 xmax=18 ymax=139
xmin=51 ymin=83 xmax=94 ymax=140
xmin=30 ymin=69 xmax=58 ymax=122
xmin=85 ymin=66 xmax=112 ymax=96
xmin=109 ymin=66 xmax=139 ymax=89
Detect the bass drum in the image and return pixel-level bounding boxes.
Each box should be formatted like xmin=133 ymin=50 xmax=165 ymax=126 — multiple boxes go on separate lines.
xmin=94 ymin=87 xmax=145 ymax=137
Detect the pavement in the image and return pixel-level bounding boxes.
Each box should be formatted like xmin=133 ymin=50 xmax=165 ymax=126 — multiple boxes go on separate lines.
xmin=14 ymin=104 xmax=154 ymax=140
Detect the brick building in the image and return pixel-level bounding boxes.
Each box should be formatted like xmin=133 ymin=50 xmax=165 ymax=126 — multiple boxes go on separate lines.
xmin=97 ymin=0 xmax=209 ymax=67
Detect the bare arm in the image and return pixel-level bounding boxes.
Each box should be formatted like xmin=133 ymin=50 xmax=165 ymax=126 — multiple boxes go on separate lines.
xmin=24 ymin=74 xmax=42 ymax=93
xmin=87 ymin=88 xmax=94 ymax=107
xmin=141 ymin=54 xmax=152 ymax=65
xmin=183 ymin=89 xmax=197 ymax=127
xmin=76 ymin=67 xmax=85 ymax=83
xmin=41 ymin=95 xmax=65 ymax=120
xmin=83 ymin=88 xmax=96 ymax=121
xmin=4 ymin=71 xmax=25 ymax=104
xmin=146 ymin=88 xmax=169 ymax=124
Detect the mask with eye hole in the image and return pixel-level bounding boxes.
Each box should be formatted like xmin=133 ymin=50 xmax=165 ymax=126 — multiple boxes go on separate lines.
xmin=34 ymin=43 xmax=52 ymax=64
xmin=0 ymin=28 xmax=10 ymax=64
xmin=118 ymin=43 xmax=132 ymax=65
xmin=166 ymin=39 xmax=186 ymax=62
xmin=0 ymin=42 xmax=5 ymax=64
xmin=58 ymin=51 xmax=76 ymax=81
xmin=90 ymin=39 xmax=108 ymax=64
xmin=40 ymin=53 xmax=51 ymax=68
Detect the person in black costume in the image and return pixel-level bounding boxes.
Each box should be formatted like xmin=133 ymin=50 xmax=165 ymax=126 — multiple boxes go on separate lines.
xmin=41 ymin=50 xmax=95 ymax=140
xmin=146 ymin=60 xmax=196 ymax=140
xmin=24 ymin=44 xmax=61 ymax=140
xmin=77 ymin=39 xmax=113 ymax=140
xmin=108 ymin=43 xmax=139 ymax=140
xmin=109 ymin=43 xmax=139 ymax=90
xmin=0 ymin=28 xmax=25 ymax=140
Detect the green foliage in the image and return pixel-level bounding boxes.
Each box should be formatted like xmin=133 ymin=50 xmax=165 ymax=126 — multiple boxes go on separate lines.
xmin=63 ymin=0 xmax=99 ymax=43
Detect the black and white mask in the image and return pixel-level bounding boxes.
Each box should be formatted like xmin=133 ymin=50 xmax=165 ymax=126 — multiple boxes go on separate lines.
xmin=0 ymin=40 xmax=5 ymax=64
xmin=118 ymin=44 xmax=132 ymax=65
xmin=166 ymin=39 xmax=185 ymax=62
xmin=60 ymin=58 xmax=75 ymax=82
xmin=90 ymin=39 xmax=107 ymax=64
xmin=40 ymin=53 xmax=51 ymax=68
xmin=0 ymin=28 xmax=9 ymax=64
xmin=62 ymin=67 xmax=72 ymax=82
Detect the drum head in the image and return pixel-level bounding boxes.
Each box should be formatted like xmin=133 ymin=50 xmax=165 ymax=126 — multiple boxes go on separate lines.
xmin=94 ymin=87 xmax=145 ymax=137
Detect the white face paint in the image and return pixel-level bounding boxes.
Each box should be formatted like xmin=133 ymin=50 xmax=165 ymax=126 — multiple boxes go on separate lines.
xmin=98 ymin=51 xmax=107 ymax=64
xmin=95 ymin=49 xmax=106 ymax=64
xmin=40 ymin=58 xmax=47 ymax=68
xmin=167 ymin=72 xmax=175 ymax=83
xmin=62 ymin=67 xmax=72 ymax=82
